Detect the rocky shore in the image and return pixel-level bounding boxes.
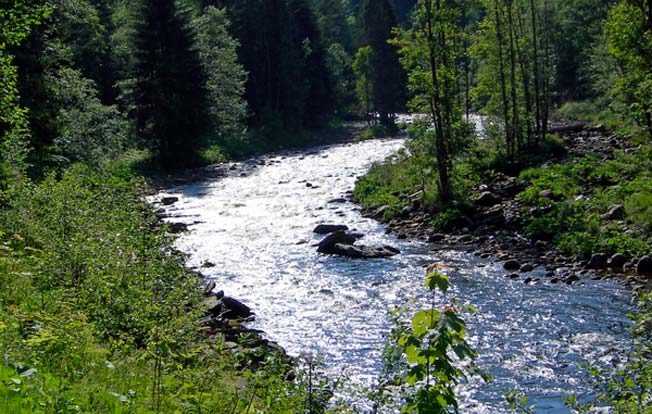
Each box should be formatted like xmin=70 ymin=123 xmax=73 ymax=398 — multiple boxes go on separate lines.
xmin=357 ymin=124 xmax=652 ymax=293
xmin=151 ymin=195 xmax=292 ymax=371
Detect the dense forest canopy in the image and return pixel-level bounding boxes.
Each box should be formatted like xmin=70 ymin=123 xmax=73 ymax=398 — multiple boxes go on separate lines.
xmin=1 ymin=0 xmax=651 ymax=413
xmin=2 ymin=0 xmax=650 ymax=172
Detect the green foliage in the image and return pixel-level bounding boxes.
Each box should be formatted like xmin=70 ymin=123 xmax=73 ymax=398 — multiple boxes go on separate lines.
xmin=373 ymin=270 xmax=488 ymax=414
xmin=518 ymin=148 xmax=652 ymax=258
xmin=48 ymin=67 xmax=126 ymax=167
xmin=472 ymin=0 xmax=557 ymax=160
xmin=0 ymin=165 xmax=314 ymax=413
xmin=0 ymin=1 xmax=51 ymax=178
xmin=604 ymin=1 xmax=652 ymax=141
xmin=393 ymin=0 xmax=474 ymax=201
xmin=353 ymin=46 xmax=375 ymax=121
xmin=358 ymin=0 xmax=405 ymax=126
xmin=192 ymin=6 xmax=247 ymax=144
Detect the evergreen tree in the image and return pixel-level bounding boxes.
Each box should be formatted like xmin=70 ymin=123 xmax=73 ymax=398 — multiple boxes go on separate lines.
xmin=286 ymin=0 xmax=335 ymax=128
xmin=0 ymin=1 xmax=49 ymax=177
xmin=131 ymin=0 xmax=207 ymax=170
xmin=221 ymin=0 xmax=334 ymax=131
xmin=359 ymin=0 xmax=406 ymax=126
xmin=311 ymin=0 xmax=357 ymax=116
xmin=192 ymin=6 xmax=247 ymax=141
xmin=393 ymin=0 xmax=417 ymax=26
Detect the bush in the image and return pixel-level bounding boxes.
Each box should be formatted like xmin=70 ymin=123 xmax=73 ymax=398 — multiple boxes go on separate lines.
xmin=0 ymin=165 xmax=314 ymax=413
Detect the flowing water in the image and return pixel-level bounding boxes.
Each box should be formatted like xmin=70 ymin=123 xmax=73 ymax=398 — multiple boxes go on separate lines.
xmin=162 ymin=137 xmax=632 ymax=413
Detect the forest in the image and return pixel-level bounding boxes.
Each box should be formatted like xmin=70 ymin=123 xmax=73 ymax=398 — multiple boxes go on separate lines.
xmin=1 ymin=0 xmax=651 ymax=413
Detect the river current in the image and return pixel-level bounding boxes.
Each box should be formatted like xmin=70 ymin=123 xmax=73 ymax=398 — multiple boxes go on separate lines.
xmin=162 ymin=137 xmax=632 ymax=413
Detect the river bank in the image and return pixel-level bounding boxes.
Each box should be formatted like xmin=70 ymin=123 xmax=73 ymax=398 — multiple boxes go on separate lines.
xmin=355 ymin=124 xmax=652 ymax=294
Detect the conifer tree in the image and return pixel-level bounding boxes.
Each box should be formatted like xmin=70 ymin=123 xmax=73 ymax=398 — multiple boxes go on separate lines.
xmin=132 ymin=0 xmax=207 ymax=170
xmin=359 ymin=0 xmax=406 ymax=127
xmin=286 ymin=0 xmax=335 ymax=128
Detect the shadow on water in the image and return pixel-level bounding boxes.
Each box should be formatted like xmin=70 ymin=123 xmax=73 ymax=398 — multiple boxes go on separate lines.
xmin=161 ymin=137 xmax=633 ymax=414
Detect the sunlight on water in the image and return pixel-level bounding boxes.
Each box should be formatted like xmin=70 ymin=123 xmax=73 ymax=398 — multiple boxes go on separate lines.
xmin=163 ymin=138 xmax=632 ymax=414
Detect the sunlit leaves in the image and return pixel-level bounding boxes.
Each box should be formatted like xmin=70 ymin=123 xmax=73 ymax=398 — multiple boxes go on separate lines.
xmin=426 ymin=271 xmax=450 ymax=293
xmin=381 ymin=269 xmax=488 ymax=414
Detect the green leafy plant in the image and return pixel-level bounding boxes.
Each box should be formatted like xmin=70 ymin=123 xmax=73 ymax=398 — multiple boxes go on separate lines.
xmin=373 ymin=270 xmax=489 ymax=414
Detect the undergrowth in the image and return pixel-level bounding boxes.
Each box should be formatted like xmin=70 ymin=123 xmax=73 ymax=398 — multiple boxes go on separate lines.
xmin=0 ymin=165 xmax=312 ymax=413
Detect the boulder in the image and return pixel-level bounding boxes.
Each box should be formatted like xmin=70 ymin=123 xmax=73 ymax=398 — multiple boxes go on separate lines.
xmin=400 ymin=205 xmax=412 ymax=218
xmin=328 ymin=198 xmax=347 ymax=204
xmin=607 ymin=253 xmax=629 ymax=271
xmin=520 ymin=263 xmax=534 ymax=272
xmin=313 ymin=224 xmax=349 ymax=234
xmin=317 ymin=231 xmax=356 ymax=253
xmin=564 ymin=275 xmax=580 ymax=285
xmin=604 ymin=204 xmax=625 ymax=220
xmin=636 ymin=256 xmax=652 ymax=275
xmin=203 ymin=281 xmax=217 ymax=295
xmin=168 ymin=222 xmax=188 ymax=234
xmin=503 ymin=259 xmax=521 ymax=271
xmin=373 ymin=205 xmax=391 ymax=219
xmin=161 ymin=196 xmax=179 ymax=206
xmin=476 ymin=191 xmax=500 ymax=207
xmin=585 ymin=253 xmax=607 ymax=270
xmin=501 ymin=181 xmax=528 ymax=197
xmin=202 ymin=295 xmax=221 ymax=315
xmin=221 ymin=297 xmax=253 ymax=320
xmin=539 ymin=189 xmax=553 ymax=199
xmin=330 ymin=243 xmax=400 ymax=259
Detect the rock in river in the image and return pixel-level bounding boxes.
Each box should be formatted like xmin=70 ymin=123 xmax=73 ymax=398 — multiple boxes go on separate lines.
xmin=161 ymin=196 xmax=179 ymax=206
xmin=314 ymin=224 xmax=349 ymax=234
xmin=607 ymin=253 xmax=628 ymax=271
xmin=167 ymin=222 xmax=188 ymax=234
xmin=503 ymin=260 xmax=521 ymax=271
xmin=585 ymin=253 xmax=607 ymax=270
xmin=636 ymin=255 xmax=652 ymax=276
xmin=317 ymin=230 xmax=356 ymax=253
xmin=330 ymin=243 xmax=400 ymax=259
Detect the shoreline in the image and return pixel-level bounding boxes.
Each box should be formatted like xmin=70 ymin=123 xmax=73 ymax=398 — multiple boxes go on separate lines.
xmin=356 ymin=124 xmax=651 ymax=294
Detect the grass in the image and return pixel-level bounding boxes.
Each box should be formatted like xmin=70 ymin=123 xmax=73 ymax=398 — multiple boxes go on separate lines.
xmin=0 ymin=164 xmax=312 ymax=413
xmin=517 ymin=146 xmax=652 ymax=259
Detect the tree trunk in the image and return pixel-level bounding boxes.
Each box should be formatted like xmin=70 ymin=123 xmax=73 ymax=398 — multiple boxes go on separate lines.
xmin=494 ymin=0 xmax=512 ymax=159
xmin=515 ymin=3 xmax=534 ymax=148
xmin=426 ymin=0 xmax=452 ymax=202
xmin=529 ymin=0 xmax=542 ymax=145
xmin=507 ymin=0 xmax=520 ymax=160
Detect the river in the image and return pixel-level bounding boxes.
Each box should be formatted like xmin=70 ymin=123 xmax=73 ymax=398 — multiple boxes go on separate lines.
xmin=161 ymin=137 xmax=632 ymax=413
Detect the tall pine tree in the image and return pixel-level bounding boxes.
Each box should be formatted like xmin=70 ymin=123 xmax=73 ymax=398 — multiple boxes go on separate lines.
xmin=132 ymin=0 xmax=207 ymax=170
xmin=221 ymin=0 xmax=334 ymax=131
xmin=359 ymin=0 xmax=406 ymax=126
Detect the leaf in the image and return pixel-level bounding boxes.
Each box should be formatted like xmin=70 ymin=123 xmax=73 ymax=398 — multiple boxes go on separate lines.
xmin=426 ymin=271 xmax=449 ymax=293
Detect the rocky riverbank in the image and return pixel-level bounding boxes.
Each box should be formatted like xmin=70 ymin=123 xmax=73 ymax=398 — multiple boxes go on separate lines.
xmin=151 ymin=195 xmax=293 ymax=371
xmin=357 ymin=123 xmax=652 ymax=293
